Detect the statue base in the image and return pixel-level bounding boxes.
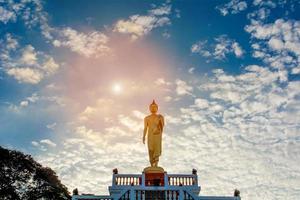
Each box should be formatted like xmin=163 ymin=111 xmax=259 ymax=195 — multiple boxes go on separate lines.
xmin=143 ymin=166 xmax=165 ymax=186
xmin=143 ymin=166 xmax=165 ymax=173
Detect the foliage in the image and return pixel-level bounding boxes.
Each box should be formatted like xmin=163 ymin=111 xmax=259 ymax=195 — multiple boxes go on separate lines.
xmin=0 ymin=146 xmax=70 ymax=200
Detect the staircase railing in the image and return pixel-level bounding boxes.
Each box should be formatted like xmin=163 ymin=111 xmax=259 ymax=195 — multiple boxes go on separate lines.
xmin=134 ymin=189 xmax=180 ymax=200
xmin=118 ymin=190 xmax=130 ymax=200
xmin=72 ymin=195 xmax=113 ymax=200
xmin=183 ymin=190 xmax=200 ymax=200
xmin=116 ymin=188 xmax=201 ymax=200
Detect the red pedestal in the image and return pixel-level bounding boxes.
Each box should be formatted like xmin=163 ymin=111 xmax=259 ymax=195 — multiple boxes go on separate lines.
xmin=145 ymin=172 xmax=165 ymax=186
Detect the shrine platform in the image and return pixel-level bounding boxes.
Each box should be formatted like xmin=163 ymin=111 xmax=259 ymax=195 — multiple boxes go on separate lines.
xmin=72 ymin=168 xmax=241 ymax=200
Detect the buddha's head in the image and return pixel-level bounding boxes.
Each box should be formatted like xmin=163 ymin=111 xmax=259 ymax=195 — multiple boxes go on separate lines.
xmin=149 ymin=100 xmax=158 ymax=114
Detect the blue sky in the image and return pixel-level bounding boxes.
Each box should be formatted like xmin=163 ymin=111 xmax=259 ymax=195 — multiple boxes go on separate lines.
xmin=1 ymin=0 xmax=300 ymax=199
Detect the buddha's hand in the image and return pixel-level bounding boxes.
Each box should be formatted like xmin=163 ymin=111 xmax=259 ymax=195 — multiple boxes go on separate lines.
xmin=143 ymin=136 xmax=145 ymax=144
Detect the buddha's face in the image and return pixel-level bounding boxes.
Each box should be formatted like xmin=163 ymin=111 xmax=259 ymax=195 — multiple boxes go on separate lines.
xmin=149 ymin=104 xmax=158 ymax=114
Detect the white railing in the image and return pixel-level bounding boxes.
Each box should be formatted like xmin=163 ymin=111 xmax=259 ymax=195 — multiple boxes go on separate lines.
xmin=167 ymin=174 xmax=198 ymax=186
xmin=112 ymin=173 xmax=198 ymax=187
xmin=113 ymin=174 xmax=142 ymax=186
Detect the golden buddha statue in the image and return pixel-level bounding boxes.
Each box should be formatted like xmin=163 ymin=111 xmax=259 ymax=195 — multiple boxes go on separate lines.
xmin=143 ymin=100 xmax=165 ymax=171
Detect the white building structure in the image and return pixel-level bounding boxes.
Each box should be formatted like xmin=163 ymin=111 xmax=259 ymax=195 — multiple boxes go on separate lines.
xmin=72 ymin=168 xmax=241 ymax=200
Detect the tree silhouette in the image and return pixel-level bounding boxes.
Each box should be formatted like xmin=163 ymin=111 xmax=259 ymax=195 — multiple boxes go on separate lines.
xmin=0 ymin=146 xmax=70 ymax=200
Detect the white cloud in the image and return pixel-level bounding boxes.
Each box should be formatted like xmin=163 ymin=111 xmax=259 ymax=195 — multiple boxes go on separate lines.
xmin=79 ymin=106 xmax=97 ymax=122
xmin=32 ymin=139 xmax=57 ymax=151
xmin=20 ymin=45 xmax=37 ymax=65
xmin=232 ymin=42 xmax=243 ymax=57
xmin=75 ymin=126 xmax=103 ymax=142
xmin=132 ymin=110 xmax=145 ymax=120
xmin=1 ymin=35 xmax=59 ymax=84
xmin=6 ymin=93 xmax=41 ymax=111
xmin=78 ymin=98 xmax=115 ymax=124
xmin=5 ymin=33 xmax=19 ymax=50
xmin=35 ymin=126 xmax=146 ymax=194
xmin=148 ymin=5 xmax=171 ymax=16
xmin=268 ymin=37 xmax=284 ymax=50
xmin=193 ymin=98 xmax=209 ymax=109
xmin=216 ymin=0 xmax=248 ymax=16
xmin=188 ymin=67 xmax=195 ymax=74
xmin=26 ymin=93 xmax=39 ymax=103
xmin=191 ymin=35 xmax=244 ymax=60
xmin=40 ymin=139 xmax=57 ymax=147
xmin=6 ymin=67 xmax=44 ymax=84
xmin=252 ymin=0 xmax=276 ymax=8
xmin=54 ymin=27 xmax=110 ymax=58
xmin=291 ymin=66 xmax=300 ymax=74
xmin=174 ymin=8 xmax=181 ymax=18
xmin=0 ymin=6 xmax=16 ymax=24
xmin=42 ymin=143 xmax=115 ymax=192
xmin=155 ymin=78 xmax=172 ymax=86
xmin=191 ymin=40 xmax=210 ymax=56
xmin=20 ymin=100 xmax=29 ymax=107
xmin=2 ymin=1 xmax=299 ymax=199
xmin=0 ymin=0 xmax=53 ymax=39
xmin=245 ymin=19 xmax=293 ymax=40
xmin=114 ymin=15 xmax=170 ymax=40
xmin=164 ymin=96 xmax=172 ymax=102
xmin=214 ymin=36 xmax=244 ymax=59
xmin=175 ymin=79 xmax=193 ymax=96
xmin=1 ymin=1 xmax=111 ymax=58
xmin=43 ymin=57 xmax=59 ymax=75
xmin=31 ymin=141 xmax=39 ymax=147
xmin=113 ymin=3 xmax=172 ymax=40
xmin=46 ymin=122 xmax=57 ymax=130
xmin=173 ymin=66 xmax=300 ymax=199
xmin=34 ymin=62 xmax=300 ymax=199
xmin=164 ymin=114 xmax=182 ymax=124
xmin=118 ymin=114 xmax=143 ymax=133
xmin=247 ymin=7 xmax=271 ymax=21
xmin=162 ymin=31 xmax=171 ymax=39
xmin=246 ymin=19 xmax=300 ymax=73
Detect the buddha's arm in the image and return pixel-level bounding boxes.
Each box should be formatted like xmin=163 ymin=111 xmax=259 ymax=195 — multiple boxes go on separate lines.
xmin=161 ymin=115 xmax=165 ymax=132
xmin=143 ymin=118 xmax=148 ymax=144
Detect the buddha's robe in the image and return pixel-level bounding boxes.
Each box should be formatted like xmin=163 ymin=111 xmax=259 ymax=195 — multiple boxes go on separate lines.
xmin=144 ymin=114 xmax=164 ymax=165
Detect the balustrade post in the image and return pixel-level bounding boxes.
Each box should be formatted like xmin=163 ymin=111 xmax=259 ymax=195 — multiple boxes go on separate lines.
xmin=192 ymin=169 xmax=198 ymax=186
xmin=112 ymin=168 xmax=118 ymax=186
xmin=130 ymin=189 xmax=135 ymax=200
xmin=141 ymin=172 xmax=145 ymax=187
xmin=112 ymin=174 xmax=116 ymax=186
xmin=179 ymin=189 xmax=184 ymax=200
xmin=164 ymin=172 xmax=168 ymax=187
xmin=194 ymin=174 xmax=198 ymax=186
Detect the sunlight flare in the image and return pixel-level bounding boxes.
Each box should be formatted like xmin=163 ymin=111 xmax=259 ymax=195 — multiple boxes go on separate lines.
xmin=112 ymin=83 xmax=122 ymax=94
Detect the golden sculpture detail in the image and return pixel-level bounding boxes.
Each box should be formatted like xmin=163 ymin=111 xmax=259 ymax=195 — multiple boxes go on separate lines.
xmin=143 ymin=100 xmax=165 ymax=170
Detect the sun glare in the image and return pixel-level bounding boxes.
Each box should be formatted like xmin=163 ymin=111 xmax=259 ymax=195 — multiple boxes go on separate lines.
xmin=112 ymin=83 xmax=122 ymax=94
